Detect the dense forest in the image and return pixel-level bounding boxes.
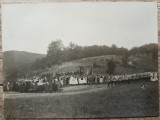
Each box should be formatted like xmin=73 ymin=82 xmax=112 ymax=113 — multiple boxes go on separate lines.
xmin=3 ymin=39 xmax=158 ymax=83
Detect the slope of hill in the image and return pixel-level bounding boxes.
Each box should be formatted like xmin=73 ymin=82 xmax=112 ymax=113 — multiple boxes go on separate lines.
xmin=3 ymin=50 xmax=158 ymax=82
xmin=44 ymin=54 xmax=157 ymax=76
xmin=3 ymin=50 xmax=46 ymax=73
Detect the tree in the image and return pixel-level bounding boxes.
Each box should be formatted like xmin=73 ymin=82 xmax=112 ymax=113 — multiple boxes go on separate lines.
xmin=122 ymin=54 xmax=129 ymax=67
xmin=107 ymin=60 xmax=116 ymax=75
xmin=67 ymin=42 xmax=77 ymax=60
xmin=47 ymin=40 xmax=63 ymax=66
xmin=111 ymin=44 xmax=118 ymax=55
xmin=68 ymin=42 xmax=77 ymax=50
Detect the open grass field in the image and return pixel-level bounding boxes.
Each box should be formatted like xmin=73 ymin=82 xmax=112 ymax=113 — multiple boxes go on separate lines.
xmin=4 ymin=81 xmax=159 ymax=119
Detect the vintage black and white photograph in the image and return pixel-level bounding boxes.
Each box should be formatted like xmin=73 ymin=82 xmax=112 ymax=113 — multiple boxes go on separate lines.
xmin=2 ymin=2 xmax=159 ymax=119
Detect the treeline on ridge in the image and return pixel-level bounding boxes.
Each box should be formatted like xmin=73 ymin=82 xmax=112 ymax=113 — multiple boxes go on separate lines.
xmin=31 ymin=39 xmax=158 ymax=70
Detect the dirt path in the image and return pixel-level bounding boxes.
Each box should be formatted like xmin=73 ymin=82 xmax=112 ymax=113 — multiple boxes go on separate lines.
xmin=5 ymin=84 xmax=109 ymax=99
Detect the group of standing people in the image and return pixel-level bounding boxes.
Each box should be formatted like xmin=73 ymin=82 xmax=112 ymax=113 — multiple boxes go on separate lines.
xmin=4 ymin=72 xmax=158 ymax=93
xmin=58 ymin=72 xmax=158 ymax=86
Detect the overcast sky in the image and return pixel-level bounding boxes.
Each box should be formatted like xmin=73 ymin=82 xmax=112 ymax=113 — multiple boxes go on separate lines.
xmin=1 ymin=2 xmax=158 ymax=54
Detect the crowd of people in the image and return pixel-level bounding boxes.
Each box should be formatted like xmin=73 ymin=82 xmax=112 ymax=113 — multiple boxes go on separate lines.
xmin=4 ymin=72 xmax=158 ymax=93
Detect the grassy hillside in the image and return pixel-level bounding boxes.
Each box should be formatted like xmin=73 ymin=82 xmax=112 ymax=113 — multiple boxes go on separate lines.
xmin=43 ymin=54 xmax=157 ymax=75
xmin=3 ymin=50 xmax=45 ymax=74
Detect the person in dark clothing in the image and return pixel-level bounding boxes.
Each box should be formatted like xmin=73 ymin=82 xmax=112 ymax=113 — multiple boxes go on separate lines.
xmin=52 ymin=80 xmax=58 ymax=92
